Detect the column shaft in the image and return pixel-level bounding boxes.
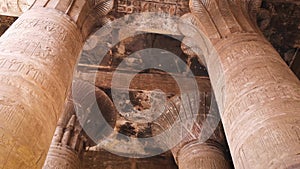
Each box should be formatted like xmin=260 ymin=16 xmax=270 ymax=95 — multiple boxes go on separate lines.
xmin=180 ymin=0 xmax=300 ymax=168
xmin=43 ymin=114 xmax=83 ymax=169
xmin=209 ymin=34 xmax=300 ymax=169
xmin=0 ymin=8 xmax=82 ymax=168
xmin=43 ymin=79 xmax=118 ymax=169
xmin=43 ymin=145 xmax=81 ymax=169
xmin=177 ymin=141 xmax=230 ymax=169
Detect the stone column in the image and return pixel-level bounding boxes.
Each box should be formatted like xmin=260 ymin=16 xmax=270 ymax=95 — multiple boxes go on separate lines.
xmin=0 ymin=0 xmax=113 ymax=168
xmin=43 ymin=79 xmax=117 ymax=169
xmin=43 ymin=90 xmax=84 ymax=169
xmin=177 ymin=140 xmax=229 ymax=169
xmin=43 ymin=113 xmax=84 ymax=169
xmin=180 ymin=0 xmax=300 ymax=168
xmin=153 ymin=93 xmax=231 ymax=169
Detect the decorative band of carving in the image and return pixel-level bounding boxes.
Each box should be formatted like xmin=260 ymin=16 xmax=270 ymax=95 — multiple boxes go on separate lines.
xmin=43 ymin=145 xmax=80 ymax=169
xmin=177 ymin=140 xmax=230 ymax=169
xmin=213 ymin=33 xmax=270 ymax=52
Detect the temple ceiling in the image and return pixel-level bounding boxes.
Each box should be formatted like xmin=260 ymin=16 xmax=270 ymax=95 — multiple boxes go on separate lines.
xmin=0 ymin=1 xmax=299 ymax=168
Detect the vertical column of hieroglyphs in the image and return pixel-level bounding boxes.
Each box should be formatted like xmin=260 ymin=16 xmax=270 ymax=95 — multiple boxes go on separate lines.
xmin=180 ymin=0 xmax=300 ymax=168
xmin=0 ymin=7 xmax=82 ymax=168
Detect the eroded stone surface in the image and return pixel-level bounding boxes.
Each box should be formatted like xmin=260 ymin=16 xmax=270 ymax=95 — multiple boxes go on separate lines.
xmin=0 ymin=8 xmax=82 ymax=168
xmin=180 ymin=0 xmax=300 ymax=168
xmin=0 ymin=0 xmax=115 ymax=168
xmin=0 ymin=2 xmax=298 ymax=167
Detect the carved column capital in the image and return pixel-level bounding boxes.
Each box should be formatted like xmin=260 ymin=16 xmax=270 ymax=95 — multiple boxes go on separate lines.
xmin=43 ymin=79 xmax=118 ymax=169
xmin=180 ymin=0 xmax=262 ymax=44
xmin=0 ymin=0 xmax=114 ymax=40
xmin=30 ymin=0 xmax=114 ymax=39
xmin=43 ymin=114 xmax=85 ymax=169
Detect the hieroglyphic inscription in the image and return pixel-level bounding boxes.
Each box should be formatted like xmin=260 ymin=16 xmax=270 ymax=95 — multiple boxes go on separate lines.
xmin=0 ymin=104 xmax=26 ymax=135
xmin=211 ymin=36 xmax=300 ymax=169
xmin=0 ymin=58 xmax=64 ymax=100
xmin=0 ymin=15 xmax=81 ymax=101
xmin=0 ymin=17 xmax=75 ymax=65
xmin=226 ymin=104 xmax=300 ymax=162
xmin=217 ymin=39 xmax=300 ymax=106
xmin=224 ymin=83 xmax=300 ymax=126
xmin=235 ymin=120 xmax=300 ymax=169
xmin=0 ymin=74 xmax=59 ymax=131
xmin=220 ymin=41 xmax=277 ymax=73
xmin=116 ymin=0 xmax=189 ymax=16
xmin=0 ymin=7 xmax=83 ymax=169
xmin=11 ymin=18 xmax=68 ymax=41
xmin=0 ymin=132 xmax=14 ymax=151
xmin=0 ymin=37 xmax=74 ymax=88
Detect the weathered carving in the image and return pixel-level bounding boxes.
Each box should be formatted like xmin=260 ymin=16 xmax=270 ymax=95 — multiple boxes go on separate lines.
xmin=1 ymin=0 xmax=115 ymax=39
xmin=0 ymin=0 xmax=116 ymax=167
xmin=177 ymin=140 xmax=230 ymax=169
xmin=43 ymin=115 xmax=83 ymax=169
xmin=0 ymin=7 xmax=83 ymax=168
xmin=152 ymin=92 xmax=230 ymax=169
xmin=43 ymin=79 xmax=117 ymax=169
xmin=179 ymin=0 xmax=300 ymax=168
xmin=115 ymin=0 xmax=189 ymax=16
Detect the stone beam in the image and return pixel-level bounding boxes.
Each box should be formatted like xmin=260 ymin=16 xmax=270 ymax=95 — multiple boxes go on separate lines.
xmin=179 ymin=0 xmax=300 ymax=168
xmin=76 ymin=70 xmax=211 ymax=94
xmin=82 ymin=150 xmax=177 ymax=169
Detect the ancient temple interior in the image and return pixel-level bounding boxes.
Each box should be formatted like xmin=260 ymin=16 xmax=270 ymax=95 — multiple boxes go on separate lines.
xmin=0 ymin=0 xmax=299 ymax=169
